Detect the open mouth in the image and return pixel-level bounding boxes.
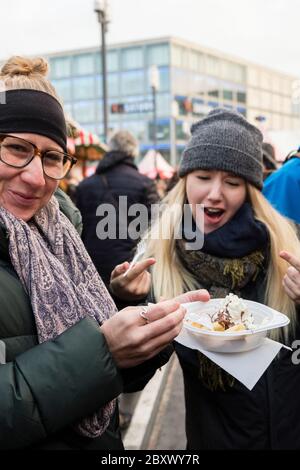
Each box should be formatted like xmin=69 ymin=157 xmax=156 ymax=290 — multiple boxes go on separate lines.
xmin=204 ymin=207 xmax=225 ymax=219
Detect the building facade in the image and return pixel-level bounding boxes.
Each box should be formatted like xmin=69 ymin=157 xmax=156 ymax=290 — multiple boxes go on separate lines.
xmin=44 ymin=36 xmax=300 ymax=164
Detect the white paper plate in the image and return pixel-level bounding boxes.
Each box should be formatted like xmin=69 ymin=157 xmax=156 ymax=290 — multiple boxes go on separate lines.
xmin=182 ymin=299 xmax=290 ymax=353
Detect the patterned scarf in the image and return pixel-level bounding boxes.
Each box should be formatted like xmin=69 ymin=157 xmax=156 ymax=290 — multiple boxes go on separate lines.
xmin=0 ymin=197 xmax=118 ymax=438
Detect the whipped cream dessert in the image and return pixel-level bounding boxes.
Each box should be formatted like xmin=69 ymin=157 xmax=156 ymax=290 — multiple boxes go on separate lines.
xmin=212 ymin=293 xmax=255 ymax=330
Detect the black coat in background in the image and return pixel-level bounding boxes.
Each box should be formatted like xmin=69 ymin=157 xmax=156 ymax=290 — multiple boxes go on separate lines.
xmin=76 ymin=151 xmax=159 ymax=288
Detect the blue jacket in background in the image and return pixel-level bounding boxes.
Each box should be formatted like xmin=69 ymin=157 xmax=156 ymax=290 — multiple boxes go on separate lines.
xmin=263 ymin=157 xmax=300 ymax=223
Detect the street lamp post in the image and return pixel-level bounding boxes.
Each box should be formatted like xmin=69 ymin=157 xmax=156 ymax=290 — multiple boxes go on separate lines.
xmin=94 ymin=0 xmax=110 ymax=143
xmin=149 ymin=65 xmax=160 ymax=177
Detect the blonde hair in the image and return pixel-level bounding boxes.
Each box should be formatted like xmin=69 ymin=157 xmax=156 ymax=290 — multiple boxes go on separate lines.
xmin=0 ymin=56 xmax=61 ymax=104
xmin=143 ymin=178 xmax=300 ymax=341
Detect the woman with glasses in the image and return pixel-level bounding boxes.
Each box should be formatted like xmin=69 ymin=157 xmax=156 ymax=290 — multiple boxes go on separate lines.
xmin=0 ymin=56 xmax=209 ymax=450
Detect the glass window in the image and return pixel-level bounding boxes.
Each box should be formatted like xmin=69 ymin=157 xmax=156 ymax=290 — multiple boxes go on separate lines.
xmin=52 ymin=79 xmax=72 ymax=101
xmin=156 ymin=93 xmax=170 ymax=116
xmin=73 ymin=76 xmax=95 ymax=100
xmin=173 ymin=68 xmax=191 ymax=95
xmin=73 ymin=101 xmax=96 ymax=124
xmin=147 ymin=44 xmax=169 ymax=66
xmin=261 ymin=91 xmax=271 ymax=110
xmin=95 ymin=50 xmax=119 ymax=73
xmin=96 ymin=73 xmax=119 ymax=97
xmin=247 ymin=88 xmax=259 ymax=107
xmin=233 ymin=64 xmax=246 ymax=83
xmin=189 ymin=51 xmax=205 ymax=73
xmin=223 ymin=89 xmax=233 ymax=101
xmin=121 ymin=47 xmax=143 ymax=70
xmin=149 ymin=118 xmax=170 ymax=141
xmin=189 ymin=51 xmax=198 ymax=71
xmin=120 ymin=70 xmax=145 ymax=95
xmin=247 ymin=68 xmax=259 ymax=87
xmin=206 ymin=55 xmax=220 ymax=77
xmin=50 ymin=57 xmax=71 ymax=78
xmin=107 ymin=51 xmax=119 ymax=72
xmin=146 ymin=66 xmax=169 ymax=92
xmin=171 ymin=45 xmax=188 ymax=68
xmin=206 ymin=77 xmax=220 ymax=98
xmin=121 ymin=120 xmax=146 ymax=141
xmin=237 ymin=91 xmax=246 ymax=103
xmin=260 ymin=71 xmax=271 ymax=90
xmin=63 ymin=103 xmax=73 ymax=116
xmin=73 ymin=54 xmax=95 ymax=76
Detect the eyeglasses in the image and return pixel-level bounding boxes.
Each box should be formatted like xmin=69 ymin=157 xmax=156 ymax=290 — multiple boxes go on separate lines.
xmin=0 ymin=134 xmax=77 ymax=180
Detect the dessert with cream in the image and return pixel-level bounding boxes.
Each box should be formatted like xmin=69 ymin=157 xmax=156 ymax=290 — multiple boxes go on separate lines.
xmin=186 ymin=293 xmax=256 ymax=332
xmin=211 ymin=293 xmax=255 ymax=331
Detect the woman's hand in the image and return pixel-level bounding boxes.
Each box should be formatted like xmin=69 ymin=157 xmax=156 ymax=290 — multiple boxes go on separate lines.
xmin=109 ymin=258 xmax=155 ymax=301
xmin=100 ymin=289 xmax=210 ymax=368
xmin=280 ymin=251 xmax=300 ymax=304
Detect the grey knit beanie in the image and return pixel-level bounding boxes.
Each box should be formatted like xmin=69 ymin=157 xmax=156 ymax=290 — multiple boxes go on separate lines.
xmin=179 ymin=108 xmax=264 ymax=189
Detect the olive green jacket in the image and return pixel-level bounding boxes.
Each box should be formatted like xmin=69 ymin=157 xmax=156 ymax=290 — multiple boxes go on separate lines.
xmin=0 ymin=189 xmax=170 ymax=449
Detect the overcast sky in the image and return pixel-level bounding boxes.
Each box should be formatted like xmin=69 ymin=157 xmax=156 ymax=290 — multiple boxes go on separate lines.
xmin=1 ymin=0 xmax=300 ymax=76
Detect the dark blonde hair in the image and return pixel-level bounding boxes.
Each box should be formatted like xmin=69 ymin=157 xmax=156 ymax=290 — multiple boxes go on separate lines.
xmin=0 ymin=56 xmax=61 ymax=104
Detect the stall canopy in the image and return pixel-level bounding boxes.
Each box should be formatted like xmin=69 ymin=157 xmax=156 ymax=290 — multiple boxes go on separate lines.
xmin=138 ymin=150 xmax=175 ymax=179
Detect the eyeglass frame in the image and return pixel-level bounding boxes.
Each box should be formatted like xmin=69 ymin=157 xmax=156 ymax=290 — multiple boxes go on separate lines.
xmin=0 ymin=133 xmax=77 ymax=180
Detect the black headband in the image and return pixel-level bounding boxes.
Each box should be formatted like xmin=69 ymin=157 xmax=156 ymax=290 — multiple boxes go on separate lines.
xmin=0 ymin=89 xmax=67 ymax=152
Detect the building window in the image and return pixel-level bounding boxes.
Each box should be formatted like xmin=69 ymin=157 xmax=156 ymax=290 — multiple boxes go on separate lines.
xmin=52 ymin=79 xmax=72 ymax=101
xmin=237 ymin=91 xmax=246 ymax=103
xmin=120 ymin=70 xmax=145 ymax=95
xmin=50 ymin=57 xmax=71 ymax=78
xmin=206 ymin=77 xmax=220 ymax=98
xmin=73 ymin=76 xmax=95 ymax=100
xmin=146 ymin=66 xmax=170 ymax=92
xmin=147 ymin=44 xmax=169 ymax=66
xmin=73 ymin=54 xmax=95 ymax=76
xmin=171 ymin=45 xmax=189 ymax=68
xmin=95 ymin=50 xmax=119 ymax=73
xmin=206 ymin=55 xmax=220 ymax=77
xmin=149 ymin=118 xmax=170 ymax=141
xmin=121 ymin=47 xmax=144 ymax=70
xmin=121 ymin=120 xmax=146 ymax=141
xmin=96 ymin=73 xmax=119 ymax=97
xmin=73 ymin=101 xmax=96 ymax=124
xmin=156 ymin=93 xmax=171 ymax=116
xmin=223 ymin=89 xmax=233 ymax=101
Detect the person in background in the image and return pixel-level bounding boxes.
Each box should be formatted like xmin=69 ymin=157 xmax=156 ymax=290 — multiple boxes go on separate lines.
xmin=263 ymin=146 xmax=300 ymax=223
xmin=76 ymin=130 xmax=159 ymax=292
xmin=109 ymin=109 xmax=300 ymax=449
xmin=0 ymin=55 xmax=209 ymax=450
xmin=262 ymin=141 xmax=277 ymax=180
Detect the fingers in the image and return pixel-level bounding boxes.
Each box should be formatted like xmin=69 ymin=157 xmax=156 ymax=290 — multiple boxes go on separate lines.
xmin=144 ymin=299 xmax=181 ymax=322
xmin=111 ymin=261 xmax=130 ymax=280
xmin=283 ymin=273 xmax=300 ymax=301
xmin=173 ymin=289 xmax=210 ymax=304
xmin=141 ymin=303 xmax=186 ymax=342
xmin=123 ymin=258 xmax=156 ymax=282
xmin=280 ymin=251 xmax=300 ymax=272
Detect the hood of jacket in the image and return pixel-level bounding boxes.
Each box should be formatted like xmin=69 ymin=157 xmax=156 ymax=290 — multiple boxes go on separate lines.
xmin=96 ymin=150 xmax=138 ymax=174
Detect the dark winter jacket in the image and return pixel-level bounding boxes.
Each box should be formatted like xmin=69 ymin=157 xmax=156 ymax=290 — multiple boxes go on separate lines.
xmin=174 ymin=269 xmax=300 ymax=450
xmin=0 ymin=188 xmax=171 ymax=450
xmin=76 ymin=151 xmax=159 ymax=288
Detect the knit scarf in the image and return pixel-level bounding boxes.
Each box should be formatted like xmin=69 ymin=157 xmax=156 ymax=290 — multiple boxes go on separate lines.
xmin=176 ymin=203 xmax=269 ymax=390
xmin=0 ymin=197 xmax=118 ymax=438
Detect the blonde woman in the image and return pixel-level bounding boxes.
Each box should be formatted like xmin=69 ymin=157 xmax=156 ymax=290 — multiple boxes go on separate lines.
xmin=110 ymin=109 xmax=300 ymax=449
